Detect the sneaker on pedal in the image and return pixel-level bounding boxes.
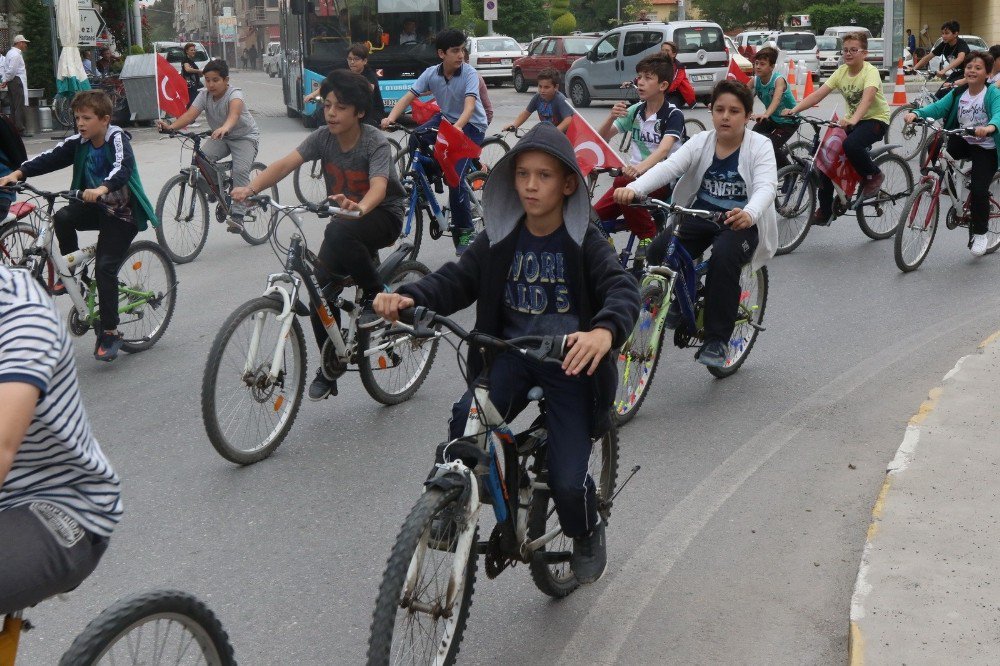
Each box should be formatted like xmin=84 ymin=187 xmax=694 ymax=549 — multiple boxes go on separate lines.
xmin=859 ymin=171 xmax=885 ymax=199
xmin=970 ymin=234 xmax=989 ymax=257
xmin=455 ymin=229 xmax=477 ymax=256
xmin=695 ymin=339 xmax=728 ymax=368
xmin=94 ymin=331 xmax=124 ymax=362
xmin=810 ymin=210 xmax=832 ymax=227
xmin=49 ymin=280 xmax=67 ymax=297
xmin=308 ymin=368 xmax=338 ymax=401
xmin=571 ymin=520 xmax=607 ymax=584
xmin=227 ymin=214 xmax=245 ymax=234
xmin=357 ymin=298 xmax=382 ymax=330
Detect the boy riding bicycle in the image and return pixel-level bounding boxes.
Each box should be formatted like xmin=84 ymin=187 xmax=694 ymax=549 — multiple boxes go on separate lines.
xmin=0 ymin=90 xmax=158 ymax=362
xmin=373 ymin=123 xmax=640 ymax=584
xmin=233 ymin=70 xmax=408 ymax=401
xmin=157 ymin=59 xmax=260 ymax=234
xmin=749 ymin=46 xmax=799 ymax=170
xmin=614 ymin=80 xmax=778 ymax=367
xmin=505 ymin=67 xmax=575 ymax=132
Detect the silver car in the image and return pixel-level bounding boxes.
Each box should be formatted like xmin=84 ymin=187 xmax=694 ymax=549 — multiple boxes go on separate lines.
xmin=817 ymin=35 xmax=842 ymax=77
xmin=774 ymin=32 xmax=820 ymax=78
xmin=465 ymin=36 xmax=525 ymax=86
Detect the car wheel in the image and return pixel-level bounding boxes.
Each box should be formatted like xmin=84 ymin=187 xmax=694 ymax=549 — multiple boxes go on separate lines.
xmin=569 ymin=78 xmax=591 ymax=108
xmin=513 ymin=70 xmax=528 ymax=93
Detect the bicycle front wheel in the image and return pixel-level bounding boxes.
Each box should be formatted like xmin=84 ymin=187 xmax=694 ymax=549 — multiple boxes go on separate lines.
xmin=893 ymin=182 xmax=938 ymax=272
xmin=784 ymin=139 xmax=812 ymax=162
xmin=117 ymin=241 xmax=177 ymax=353
xmin=708 ymin=264 xmax=767 ymax=379
xmin=0 ymin=221 xmax=56 ymax=290
xmin=774 ymin=163 xmax=815 ymax=255
xmin=201 ymin=297 xmax=307 ymax=464
xmin=528 ymin=424 xmax=619 ymax=598
xmin=466 ymin=170 xmax=488 ymax=237
xmin=293 ymin=158 xmax=328 ymax=205
xmin=367 ymin=487 xmax=477 ymax=666
xmin=155 ymin=174 xmax=210 ymax=264
xmin=239 ymin=162 xmax=278 ymax=245
xmin=614 ymin=281 xmax=667 ymax=425
xmin=58 ymin=589 xmax=236 ymax=666
xmin=53 ymin=94 xmax=74 ymax=128
xmin=856 ymin=153 xmax=913 ymax=240
xmin=887 ymin=106 xmax=927 ymax=162
xmin=476 ymin=137 xmax=509 ymax=172
xmin=358 ymin=260 xmax=439 ymax=404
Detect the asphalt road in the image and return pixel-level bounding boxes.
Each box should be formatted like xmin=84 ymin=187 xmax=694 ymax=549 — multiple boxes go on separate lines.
xmin=16 ymin=71 xmax=1000 ymax=664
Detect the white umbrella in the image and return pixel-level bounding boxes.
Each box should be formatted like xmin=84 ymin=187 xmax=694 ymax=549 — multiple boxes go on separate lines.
xmin=55 ymin=0 xmax=92 ymax=95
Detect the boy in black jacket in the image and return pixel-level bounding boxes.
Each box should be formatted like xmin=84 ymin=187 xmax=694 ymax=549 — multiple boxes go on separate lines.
xmin=374 ymin=122 xmax=640 ymax=583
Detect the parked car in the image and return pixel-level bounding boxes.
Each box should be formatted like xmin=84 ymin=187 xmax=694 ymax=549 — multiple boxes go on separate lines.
xmin=263 ymin=41 xmax=284 ymax=78
xmin=152 ymin=41 xmax=210 ymax=74
xmin=774 ymin=31 xmax=820 ymax=78
xmin=725 ymin=35 xmax=753 ymax=76
xmin=817 ymin=35 xmax=842 ymax=77
xmin=734 ymin=30 xmax=779 ymax=58
xmin=823 ymin=26 xmax=872 ymax=42
xmin=512 ymin=35 xmax=599 ymax=92
xmin=565 ymin=20 xmax=728 ymax=107
xmin=465 ymin=35 xmax=525 ymax=86
xmin=927 ymin=35 xmax=989 ymax=72
xmin=865 ymin=38 xmax=888 ymax=79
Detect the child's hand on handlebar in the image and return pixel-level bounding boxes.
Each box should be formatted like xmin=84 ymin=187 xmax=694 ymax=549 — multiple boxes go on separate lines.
xmin=563 ymin=328 xmax=612 ymax=377
xmin=612 ymin=187 xmax=638 ymax=205
xmin=780 ymin=108 xmax=796 ymax=117
xmin=82 ymin=186 xmax=108 ymax=203
xmin=230 ymin=186 xmax=253 ymax=202
xmin=0 ymin=173 xmax=20 ymax=188
xmin=974 ymin=125 xmax=996 ymax=138
xmin=328 ymin=194 xmax=364 ymax=216
xmin=211 ymin=127 xmax=230 ymax=140
xmin=380 ymin=118 xmax=393 ymax=130
xmin=903 ymin=112 xmax=917 ymax=124
xmin=724 ymin=208 xmax=753 ymax=230
xmin=373 ymin=293 xmax=414 ymax=322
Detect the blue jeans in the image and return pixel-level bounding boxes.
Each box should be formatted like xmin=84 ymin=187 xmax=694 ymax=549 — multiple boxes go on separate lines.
xmin=410 ymin=114 xmax=485 ymax=241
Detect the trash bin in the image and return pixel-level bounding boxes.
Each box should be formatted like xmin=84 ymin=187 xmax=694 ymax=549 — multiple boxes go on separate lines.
xmin=24 ymin=88 xmax=45 ymax=135
xmin=119 ymin=54 xmax=159 ymax=121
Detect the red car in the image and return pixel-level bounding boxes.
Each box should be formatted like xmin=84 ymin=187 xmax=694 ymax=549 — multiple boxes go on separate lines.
xmin=512 ymin=35 xmax=599 ymax=93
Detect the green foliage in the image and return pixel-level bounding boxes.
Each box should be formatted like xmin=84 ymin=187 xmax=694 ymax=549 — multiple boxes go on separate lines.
xmin=550 ymin=0 xmax=570 ymax=21
xmin=450 ymin=0 xmax=548 ymax=40
xmin=623 ymin=0 xmax=653 ymax=21
xmin=801 ymin=2 xmax=883 ymax=36
xmin=570 ymin=0 xmax=620 ymax=33
xmin=18 ymin=0 xmax=56 ymax=97
xmin=690 ymin=0 xmax=814 ymax=30
xmin=551 ymin=12 xmax=577 ymax=35
xmin=129 ymin=44 xmax=145 ymax=55
xmin=145 ymin=0 xmax=176 ymax=43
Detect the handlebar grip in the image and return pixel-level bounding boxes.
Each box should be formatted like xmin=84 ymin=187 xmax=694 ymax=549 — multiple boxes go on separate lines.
xmin=397 ymin=306 xmax=417 ymax=325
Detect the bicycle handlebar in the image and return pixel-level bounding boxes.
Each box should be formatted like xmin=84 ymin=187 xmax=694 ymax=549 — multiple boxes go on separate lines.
xmin=590 ymin=166 xmax=624 ymax=177
xmin=246 ymin=193 xmax=361 ymax=218
xmin=793 ymin=115 xmax=839 ymax=129
xmin=906 ymin=116 xmax=978 ymax=136
xmin=3 ymin=182 xmax=84 ymax=202
xmin=159 ymin=128 xmax=213 ymax=141
xmin=630 ymin=196 xmax=724 ymax=223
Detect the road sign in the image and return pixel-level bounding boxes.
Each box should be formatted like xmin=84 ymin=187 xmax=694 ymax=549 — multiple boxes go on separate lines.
xmin=77 ymin=8 xmax=107 ymax=47
xmin=218 ymin=16 xmax=238 ymax=43
xmin=483 ymin=0 xmax=497 ymax=21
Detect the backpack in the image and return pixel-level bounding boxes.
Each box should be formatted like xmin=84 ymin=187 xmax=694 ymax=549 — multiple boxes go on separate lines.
xmin=0 ymin=114 xmax=27 ymax=170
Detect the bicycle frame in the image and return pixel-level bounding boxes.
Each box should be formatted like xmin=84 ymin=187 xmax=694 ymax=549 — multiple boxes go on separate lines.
xmin=169 ymin=133 xmax=236 ymax=217
xmin=400 ymin=151 xmax=451 ymax=239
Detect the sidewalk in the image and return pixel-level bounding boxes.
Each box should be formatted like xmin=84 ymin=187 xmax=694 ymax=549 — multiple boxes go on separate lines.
xmin=849 ymin=331 xmax=1000 ymax=664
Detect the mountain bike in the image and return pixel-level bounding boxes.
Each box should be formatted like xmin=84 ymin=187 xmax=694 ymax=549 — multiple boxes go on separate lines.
xmin=2 ymin=183 xmax=177 ymax=354
xmin=1 ymin=589 xmax=236 ymax=665
xmin=773 ymin=116 xmax=913 ymax=255
xmin=893 ymin=118 xmax=1000 ymax=272
xmin=613 ymin=199 xmax=768 ymax=425
xmin=366 ymin=307 xmax=626 ymax=665
xmin=385 ymin=123 xmax=487 ymax=259
xmin=201 ymin=196 xmax=439 ymax=465
xmin=155 ymin=130 xmax=278 ymax=264
xmin=886 ymin=70 xmax=940 ymax=161
xmin=293 ymin=135 xmax=406 ymax=205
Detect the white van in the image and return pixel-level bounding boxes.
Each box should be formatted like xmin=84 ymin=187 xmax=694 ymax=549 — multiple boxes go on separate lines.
xmin=823 ymin=26 xmax=873 ymax=41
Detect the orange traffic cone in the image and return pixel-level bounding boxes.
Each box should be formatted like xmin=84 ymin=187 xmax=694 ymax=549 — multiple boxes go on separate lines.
xmin=802 ymin=68 xmax=815 ymax=98
xmin=891 ymin=58 xmax=908 ymax=106
xmin=787 ymin=58 xmax=798 ymax=100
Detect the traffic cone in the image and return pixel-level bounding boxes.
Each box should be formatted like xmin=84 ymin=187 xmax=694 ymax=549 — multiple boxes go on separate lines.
xmin=803 ymin=68 xmax=815 ymax=98
xmin=787 ymin=58 xmax=798 ymax=100
xmin=891 ymin=58 xmax=908 ymax=106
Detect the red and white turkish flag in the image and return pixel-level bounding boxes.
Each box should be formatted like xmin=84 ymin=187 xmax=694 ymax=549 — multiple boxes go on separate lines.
xmin=156 ymin=54 xmax=189 ymax=118
xmin=410 ymin=97 xmax=441 ymax=125
xmin=813 ymin=112 xmax=861 ymax=199
xmin=565 ymin=113 xmax=625 ymax=178
xmin=726 ymin=58 xmax=751 ymax=84
xmin=434 ymin=119 xmax=482 ymax=188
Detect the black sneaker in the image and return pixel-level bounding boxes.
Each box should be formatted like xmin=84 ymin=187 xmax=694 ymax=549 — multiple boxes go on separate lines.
xmin=664 ymin=298 xmax=682 ymax=330
xmin=307 ymin=368 xmax=338 ymax=401
xmin=356 ymin=297 xmax=382 ymax=330
xmin=571 ymin=520 xmax=607 ymax=584
xmin=695 ymin=339 xmax=728 ymax=368
xmin=94 ymin=331 xmax=124 ymax=362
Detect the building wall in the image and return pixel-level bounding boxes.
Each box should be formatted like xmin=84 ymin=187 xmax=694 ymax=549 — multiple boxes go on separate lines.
xmin=903 ymin=0 xmax=990 ymax=46
xmin=971 ymin=2 xmax=999 ymax=44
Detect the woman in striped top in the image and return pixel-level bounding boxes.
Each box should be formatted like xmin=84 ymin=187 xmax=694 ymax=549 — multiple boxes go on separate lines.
xmin=0 ymin=265 xmax=122 ymax=613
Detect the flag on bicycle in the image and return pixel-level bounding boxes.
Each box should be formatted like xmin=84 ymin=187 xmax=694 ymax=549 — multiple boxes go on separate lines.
xmin=156 ymin=54 xmax=189 ymax=118
xmin=813 ymin=111 xmax=861 ymax=199
xmin=434 ymin=119 xmax=482 ymax=188
xmin=565 ymin=113 xmax=625 ymax=178
xmin=410 ymin=97 xmax=441 ymax=125
xmin=726 ymin=58 xmax=750 ymax=84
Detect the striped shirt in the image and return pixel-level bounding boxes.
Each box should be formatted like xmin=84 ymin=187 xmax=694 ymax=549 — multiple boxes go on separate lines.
xmin=0 ymin=266 xmax=122 ymax=537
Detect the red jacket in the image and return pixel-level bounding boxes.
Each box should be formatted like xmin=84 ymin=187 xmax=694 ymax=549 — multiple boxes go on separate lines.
xmin=668 ymin=65 xmax=696 ymax=106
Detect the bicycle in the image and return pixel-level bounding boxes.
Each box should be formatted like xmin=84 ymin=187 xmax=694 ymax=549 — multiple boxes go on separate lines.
xmin=386 ymin=123 xmax=488 ymax=259
xmin=293 ymin=134 xmax=407 ymax=205
xmin=893 ymin=118 xmax=1000 ymax=272
xmin=886 ymin=70 xmax=941 ymax=161
xmin=0 ymin=201 xmax=42 ymax=268
xmin=2 ymin=183 xmax=177 ymax=354
xmin=773 ymin=116 xmax=913 ymax=255
xmin=1 ymin=589 xmax=236 ymax=664
xmin=613 ymin=199 xmax=768 ymax=424
xmin=366 ymin=306 xmax=626 ymax=664
xmin=587 ymin=166 xmax=667 ymax=277
xmin=51 ymin=78 xmax=127 ymax=130
xmin=201 ymin=195 xmax=439 ymax=465
xmin=155 ymin=130 xmax=278 ymax=264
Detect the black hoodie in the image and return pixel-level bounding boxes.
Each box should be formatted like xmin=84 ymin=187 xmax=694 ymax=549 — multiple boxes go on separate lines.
xmin=398 ymin=122 xmax=640 ymax=436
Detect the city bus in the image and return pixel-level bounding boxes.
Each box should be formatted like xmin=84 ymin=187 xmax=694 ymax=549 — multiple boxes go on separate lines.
xmin=280 ymin=0 xmax=457 ymax=125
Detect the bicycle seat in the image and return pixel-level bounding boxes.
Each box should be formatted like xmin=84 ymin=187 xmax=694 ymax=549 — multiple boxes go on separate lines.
xmin=8 ymin=201 xmax=36 ymax=220
xmin=527 ymin=386 xmax=544 ymax=402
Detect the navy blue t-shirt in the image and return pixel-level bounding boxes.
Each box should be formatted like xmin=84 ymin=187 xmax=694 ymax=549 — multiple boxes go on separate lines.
xmin=502 ymin=225 xmax=578 ymax=338
xmin=693 ymin=147 xmax=748 ymax=213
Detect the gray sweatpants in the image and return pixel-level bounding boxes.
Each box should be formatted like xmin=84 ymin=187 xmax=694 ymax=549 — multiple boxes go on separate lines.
xmin=201 ymin=135 xmax=258 ymax=216
xmin=8 ymin=77 xmax=27 ymax=134
xmin=0 ymin=502 xmax=109 ymax=613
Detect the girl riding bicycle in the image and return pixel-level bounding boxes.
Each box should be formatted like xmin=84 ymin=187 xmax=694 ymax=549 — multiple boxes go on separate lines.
xmin=904 ymin=51 xmax=1000 ymax=256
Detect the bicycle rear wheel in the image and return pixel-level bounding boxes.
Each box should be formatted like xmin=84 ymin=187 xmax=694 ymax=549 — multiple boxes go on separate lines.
xmin=856 ymin=153 xmax=913 ymax=240
xmin=774 ymin=164 xmax=815 ymax=255
xmin=117 ymin=241 xmax=177 ymax=353
xmin=239 ymin=162 xmax=278 ymax=245
xmin=985 ymin=172 xmax=1000 ymax=255
xmin=58 ymin=589 xmax=236 ymax=665
xmin=887 ymin=106 xmax=927 ymax=162
xmin=367 ymin=487 xmax=477 ymax=666
xmin=476 ymin=137 xmax=509 ymax=172
xmin=614 ymin=281 xmax=667 ymax=425
xmin=53 ymin=93 xmax=74 ymax=128
xmin=784 ymin=140 xmax=812 ymax=162
xmin=528 ymin=424 xmax=619 ymax=598
xmin=292 ymin=158 xmax=328 ymax=205
xmin=893 ymin=182 xmax=938 ymax=272
xmin=155 ymin=174 xmax=210 ymax=264
xmin=202 ymin=297 xmax=307 ymax=464
xmin=708 ymin=265 xmax=767 ymax=379
xmin=684 ymin=117 xmax=706 ymax=138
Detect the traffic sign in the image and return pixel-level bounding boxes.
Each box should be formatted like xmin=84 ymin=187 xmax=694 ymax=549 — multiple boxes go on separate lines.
xmin=218 ymin=16 xmax=238 ymax=43
xmin=77 ymin=8 xmax=107 ymax=47
xmin=483 ymin=0 xmax=497 ymax=20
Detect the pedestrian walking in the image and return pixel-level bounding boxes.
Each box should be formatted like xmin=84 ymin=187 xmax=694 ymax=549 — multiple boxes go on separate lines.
xmin=2 ymin=35 xmax=31 ymax=137
xmin=248 ymin=44 xmax=258 ymax=70
xmin=241 ymin=47 xmax=249 ymax=70
xmin=181 ymin=43 xmax=203 ymax=109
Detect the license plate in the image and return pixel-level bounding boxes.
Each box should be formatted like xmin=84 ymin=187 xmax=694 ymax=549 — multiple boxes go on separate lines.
xmin=501 ymin=59 xmax=511 ymax=66
xmin=692 ymin=74 xmax=712 ymax=82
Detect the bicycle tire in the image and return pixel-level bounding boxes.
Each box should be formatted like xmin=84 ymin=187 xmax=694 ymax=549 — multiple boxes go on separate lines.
xmin=398 ymin=198 xmax=424 ymax=259
xmin=117 ymin=241 xmax=177 ymax=354
xmin=887 ymin=106 xmax=927 ymax=162
xmin=476 ymin=137 xmax=509 ymax=172
xmin=202 ymin=297 xmax=307 ymax=465
xmin=0 ymin=221 xmax=56 ymax=291
xmin=528 ymin=424 xmax=619 ymax=598
xmin=155 ymin=174 xmax=210 ymax=264
xmin=367 ymin=487 xmax=476 ymax=666
xmin=774 ymin=163 xmax=815 ymax=255
xmin=684 ymin=117 xmax=706 ymax=138
xmin=893 ymin=181 xmax=938 ymax=272
xmin=239 ymin=162 xmax=277 ymax=245
xmin=58 ymin=589 xmax=236 ymax=666
xmin=387 ymin=136 xmax=403 ymax=165
xmin=985 ymin=172 xmax=1000 ymax=255
xmin=784 ymin=139 xmax=812 ymax=162
xmin=466 ymin=170 xmax=488 ymax=238
xmin=856 ymin=153 xmax=913 ymax=240
xmin=708 ymin=264 xmax=767 ymax=379
xmin=614 ymin=281 xmax=667 ymax=425
xmin=358 ymin=260 xmax=439 ymax=404
xmin=292 ymin=158 xmax=328 ymax=205
xmin=53 ymin=93 xmax=74 ymax=128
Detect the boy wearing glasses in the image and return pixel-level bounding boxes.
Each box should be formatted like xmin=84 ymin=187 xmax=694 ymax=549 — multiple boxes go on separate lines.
xmin=783 ymin=32 xmax=890 ymax=226
xmin=303 ymin=43 xmax=385 ymax=127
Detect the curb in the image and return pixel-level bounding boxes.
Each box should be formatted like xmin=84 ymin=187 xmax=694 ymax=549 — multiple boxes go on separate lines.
xmin=847 ymin=328 xmax=1000 ymax=665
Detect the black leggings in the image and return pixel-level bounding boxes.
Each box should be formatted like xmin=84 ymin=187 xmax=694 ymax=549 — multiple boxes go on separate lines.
xmin=946 ymin=136 xmax=997 ymax=236
xmin=752 ymin=118 xmax=798 ymax=170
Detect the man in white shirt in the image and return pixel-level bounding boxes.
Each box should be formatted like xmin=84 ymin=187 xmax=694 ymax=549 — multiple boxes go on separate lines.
xmin=2 ymin=35 xmax=30 ymax=137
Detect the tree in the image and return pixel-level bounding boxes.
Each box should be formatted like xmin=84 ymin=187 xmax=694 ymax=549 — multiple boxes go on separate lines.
xmin=144 ymin=0 xmax=176 ymax=44
xmin=450 ymin=0 xmax=548 ymax=40
xmin=690 ymin=0 xmax=812 ymax=31
xmin=800 ymin=2 xmax=883 ymax=36
xmin=571 ymin=0 xmax=620 ymax=33
xmin=18 ymin=0 xmax=56 ymax=97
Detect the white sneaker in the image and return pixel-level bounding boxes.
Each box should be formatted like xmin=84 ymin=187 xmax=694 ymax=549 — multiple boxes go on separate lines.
xmin=970 ymin=234 xmax=989 ymax=257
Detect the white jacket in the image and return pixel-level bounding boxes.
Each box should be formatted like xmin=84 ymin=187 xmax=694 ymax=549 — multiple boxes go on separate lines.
xmin=629 ymin=128 xmax=778 ymax=271
xmin=2 ymin=47 xmax=28 ymax=106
